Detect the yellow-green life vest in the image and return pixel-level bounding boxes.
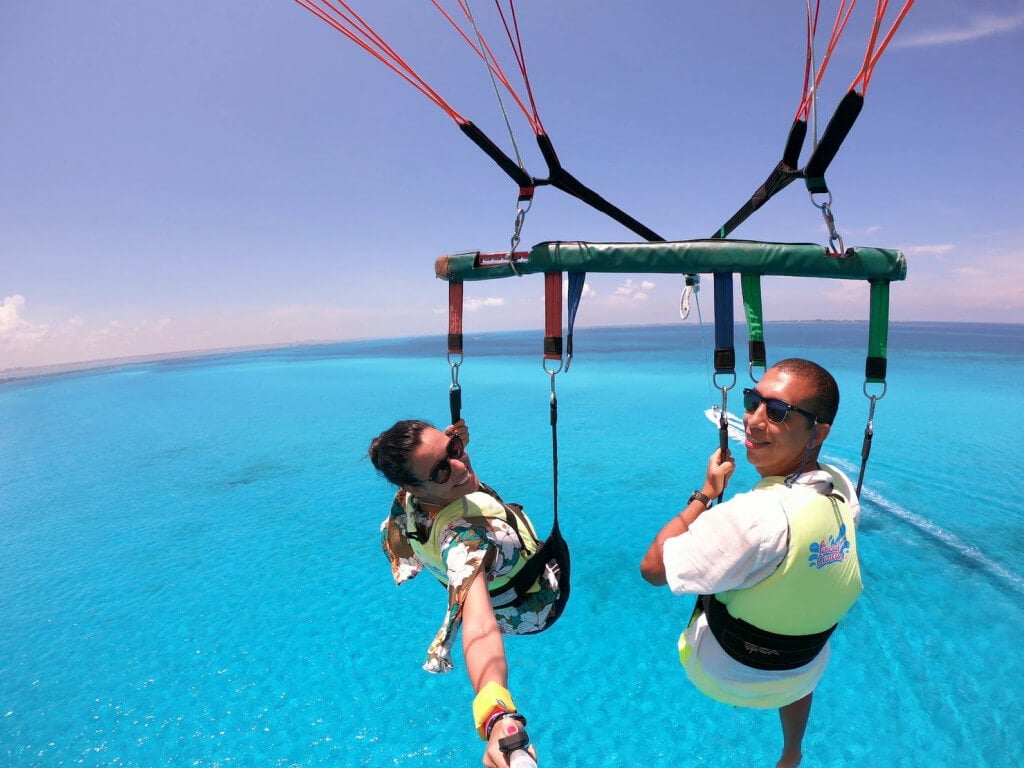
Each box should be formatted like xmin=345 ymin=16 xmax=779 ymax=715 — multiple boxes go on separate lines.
xmin=716 ymin=474 xmax=862 ymax=636
xmin=405 ymin=489 xmax=543 ymax=604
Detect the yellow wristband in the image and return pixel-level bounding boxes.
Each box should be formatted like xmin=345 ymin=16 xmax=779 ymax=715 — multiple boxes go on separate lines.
xmin=472 ymin=681 xmax=516 ymax=740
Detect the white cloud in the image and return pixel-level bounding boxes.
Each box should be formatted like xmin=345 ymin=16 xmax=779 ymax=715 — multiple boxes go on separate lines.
xmin=465 ymin=296 xmax=505 ymax=311
xmin=608 ymin=277 xmax=657 ymax=303
xmin=903 ymin=244 xmax=956 ymax=257
xmin=895 ymin=11 xmax=1024 ymax=48
xmin=615 ymin=278 xmax=648 ymax=296
xmin=0 ymin=294 xmax=49 ymax=348
xmin=562 ymin=277 xmax=596 ymax=299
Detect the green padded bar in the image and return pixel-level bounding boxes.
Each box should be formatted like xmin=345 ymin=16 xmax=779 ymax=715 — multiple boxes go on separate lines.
xmin=434 ymin=240 xmax=907 ymax=282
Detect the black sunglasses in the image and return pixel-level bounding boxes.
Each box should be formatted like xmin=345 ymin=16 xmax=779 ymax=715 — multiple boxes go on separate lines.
xmin=742 ymin=388 xmax=820 ymax=425
xmin=423 ymin=434 xmax=465 ymax=485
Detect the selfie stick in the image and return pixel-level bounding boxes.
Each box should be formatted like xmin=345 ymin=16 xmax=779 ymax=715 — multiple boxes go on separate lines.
xmin=498 ymin=727 xmax=537 ymax=768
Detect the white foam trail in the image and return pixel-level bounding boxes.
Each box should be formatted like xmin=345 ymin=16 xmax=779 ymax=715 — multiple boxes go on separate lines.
xmin=699 ymin=412 xmax=1023 ymax=593
xmin=704 ymin=406 xmax=744 ymax=443
xmin=826 ymin=456 xmax=1024 ymax=595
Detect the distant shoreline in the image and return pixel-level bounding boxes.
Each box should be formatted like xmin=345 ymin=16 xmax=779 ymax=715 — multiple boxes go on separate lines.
xmin=0 ymin=341 xmax=317 ymax=383
xmin=3 ymin=320 xmax=1019 ymax=384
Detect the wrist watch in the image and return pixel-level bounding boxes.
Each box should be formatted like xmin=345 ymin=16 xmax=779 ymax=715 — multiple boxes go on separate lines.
xmin=688 ymin=490 xmax=713 ymax=510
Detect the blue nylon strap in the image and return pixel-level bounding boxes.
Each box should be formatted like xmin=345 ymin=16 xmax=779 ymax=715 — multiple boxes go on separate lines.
xmin=713 ymin=272 xmax=735 ymax=375
xmin=565 ymin=272 xmax=586 ymax=360
xmin=567 ymin=272 xmax=585 ymax=333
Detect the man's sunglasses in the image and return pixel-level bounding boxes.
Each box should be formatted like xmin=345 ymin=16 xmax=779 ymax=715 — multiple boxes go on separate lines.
xmin=742 ymin=388 xmax=820 ymax=425
xmin=424 ymin=434 xmax=465 ymax=485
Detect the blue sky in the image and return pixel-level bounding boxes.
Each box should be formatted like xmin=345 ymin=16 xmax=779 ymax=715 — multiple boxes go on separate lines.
xmin=2 ymin=1 xmax=1022 ymax=370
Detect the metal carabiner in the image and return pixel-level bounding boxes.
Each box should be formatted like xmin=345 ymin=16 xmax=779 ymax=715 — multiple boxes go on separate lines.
xmin=448 ymin=354 xmax=462 ymax=388
xmin=863 ymin=379 xmax=887 ymax=402
xmin=679 ymin=274 xmax=699 ymax=320
xmin=542 ymin=355 xmax=564 ymax=376
xmin=855 ymin=390 xmax=881 ymax=497
xmin=712 ymin=370 xmax=737 ymax=393
xmin=810 ymin=191 xmax=846 ymax=256
xmin=507 ymin=196 xmax=532 ymax=276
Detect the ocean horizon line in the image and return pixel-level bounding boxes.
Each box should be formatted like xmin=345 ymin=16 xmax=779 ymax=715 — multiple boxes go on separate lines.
xmin=2 ymin=319 xmax=1020 ymax=384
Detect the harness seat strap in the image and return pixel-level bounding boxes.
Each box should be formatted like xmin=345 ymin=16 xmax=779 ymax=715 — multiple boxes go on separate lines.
xmin=704 ymin=594 xmax=836 ymax=671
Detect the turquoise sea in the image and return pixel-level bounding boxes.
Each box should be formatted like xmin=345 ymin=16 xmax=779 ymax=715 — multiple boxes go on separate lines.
xmin=2 ymin=321 xmax=1022 ymax=767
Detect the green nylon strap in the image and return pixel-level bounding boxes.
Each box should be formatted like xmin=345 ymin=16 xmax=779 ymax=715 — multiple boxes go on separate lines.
xmin=867 ymin=281 xmax=891 ymax=383
xmin=804 ymin=176 xmax=828 ymax=195
xmin=435 ymin=240 xmax=907 ymax=282
xmin=740 ymin=273 xmax=766 ymax=369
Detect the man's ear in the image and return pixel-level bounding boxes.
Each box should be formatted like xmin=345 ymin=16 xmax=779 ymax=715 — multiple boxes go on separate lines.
xmin=811 ymin=422 xmax=831 ymax=448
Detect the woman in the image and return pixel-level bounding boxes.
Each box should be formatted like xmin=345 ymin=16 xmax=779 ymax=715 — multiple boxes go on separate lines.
xmin=369 ymin=418 xmax=568 ymax=767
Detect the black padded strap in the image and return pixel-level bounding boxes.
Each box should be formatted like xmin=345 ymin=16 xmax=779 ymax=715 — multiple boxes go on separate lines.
xmin=704 ymin=594 xmax=836 ymax=671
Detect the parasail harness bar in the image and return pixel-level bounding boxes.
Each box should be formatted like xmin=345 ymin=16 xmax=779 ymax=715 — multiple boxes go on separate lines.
xmin=438 ymin=238 xmax=906 ymax=494
xmin=435 ymin=240 xmax=906 ymax=282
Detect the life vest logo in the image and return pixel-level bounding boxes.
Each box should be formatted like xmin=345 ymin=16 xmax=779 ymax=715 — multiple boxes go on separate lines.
xmin=807 ymin=523 xmax=852 ymax=569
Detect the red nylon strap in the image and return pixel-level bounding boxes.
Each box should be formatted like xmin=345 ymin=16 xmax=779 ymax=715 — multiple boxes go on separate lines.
xmin=448 ymin=281 xmax=464 ymax=355
xmin=543 ymin=272 xmax=562 ymax=361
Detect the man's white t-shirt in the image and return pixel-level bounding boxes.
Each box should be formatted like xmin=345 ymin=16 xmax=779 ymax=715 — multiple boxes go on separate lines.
xmin=662 ymin=466 xmax=859 ymax=709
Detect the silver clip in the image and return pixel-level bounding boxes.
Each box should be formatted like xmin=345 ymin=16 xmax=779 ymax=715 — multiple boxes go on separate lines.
xmin=507 ymin=198 xmax=532 ymax=276
xmin=810 ymin=191 xmax=846 ymax=256
xmin=679 ymin=275 xmax=699 ymax=319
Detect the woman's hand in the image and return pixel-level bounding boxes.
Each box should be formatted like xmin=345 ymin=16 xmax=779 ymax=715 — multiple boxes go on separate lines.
xmin=484 ymin=716 xmax=537 ymax=768
xmin=446 ymin=418 xmax=470 ymax=446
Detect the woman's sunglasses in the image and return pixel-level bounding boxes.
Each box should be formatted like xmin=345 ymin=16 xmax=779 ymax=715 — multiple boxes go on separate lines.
xmin=742 ymin=388 xmax=819 ymax=425
xmin=424 ymin=434 xmax=465 ymax=485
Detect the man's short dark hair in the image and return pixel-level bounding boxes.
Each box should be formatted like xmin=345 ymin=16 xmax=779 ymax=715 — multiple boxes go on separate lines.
xmin=774 ymin=358 xmax=840 ymax=425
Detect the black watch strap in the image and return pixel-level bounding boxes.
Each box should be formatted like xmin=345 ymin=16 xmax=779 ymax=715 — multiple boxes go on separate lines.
xmin=688 ymin=490 xmax=712 ymax=510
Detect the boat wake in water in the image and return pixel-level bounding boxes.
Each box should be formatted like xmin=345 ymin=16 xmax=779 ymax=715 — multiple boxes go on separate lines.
xmin=704 ymin=405 xmax=744 ymax=443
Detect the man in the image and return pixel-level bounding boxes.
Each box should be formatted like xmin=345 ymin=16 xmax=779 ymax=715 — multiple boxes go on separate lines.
xmin=640 ymin=358 xmax=862 ymax=768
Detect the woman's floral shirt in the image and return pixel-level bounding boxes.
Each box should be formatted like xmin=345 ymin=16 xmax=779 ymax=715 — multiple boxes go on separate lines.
xmin=380 ymin=484 xmax=561 ymax=673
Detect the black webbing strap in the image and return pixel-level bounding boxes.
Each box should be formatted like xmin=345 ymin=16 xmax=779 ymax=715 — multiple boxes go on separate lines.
xmin=803 ymin=91 xmax=864 ymax=195
xmin=458 ymin=121 xmax=534 ymax=188
xmin=704 ymin=594 xmax=836 ymax=671
xmin=535 ymin=134 xmax=664 ymax=242
xmin=712 ymin=119 xmax=807 ymax=239
xmin=713 ymin=91 xmax=863 ymax=239
xmin=489 ymin=383 xmax=571 ymax=625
